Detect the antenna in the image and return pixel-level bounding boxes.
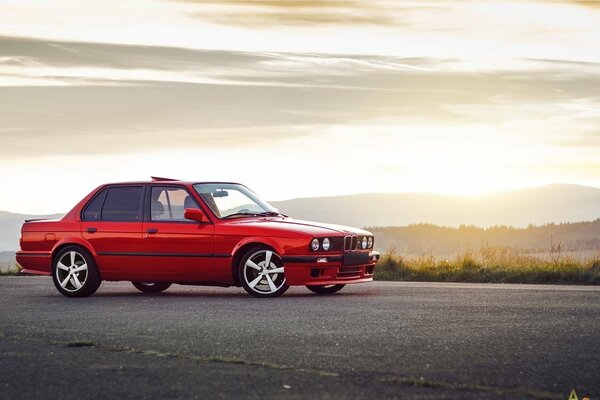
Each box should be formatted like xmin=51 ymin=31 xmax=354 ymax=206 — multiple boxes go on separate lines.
xmin=151 ymin=176 xmax=179 ymax=182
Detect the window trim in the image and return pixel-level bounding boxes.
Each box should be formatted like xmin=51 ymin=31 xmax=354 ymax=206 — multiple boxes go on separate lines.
xmin=144 ymin=184 xmax=210 ymax=224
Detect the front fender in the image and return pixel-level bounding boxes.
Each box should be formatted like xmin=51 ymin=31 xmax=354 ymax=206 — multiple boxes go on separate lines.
xmin=231 ymin=236 xmax=286 ymax=256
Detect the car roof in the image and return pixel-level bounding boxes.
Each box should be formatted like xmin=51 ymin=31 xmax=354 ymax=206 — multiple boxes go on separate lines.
xmin=99 ymin=178 xmax=243 ymax=186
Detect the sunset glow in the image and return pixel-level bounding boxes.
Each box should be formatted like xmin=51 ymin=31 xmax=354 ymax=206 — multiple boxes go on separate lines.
xmin=0 ymin=0 xmax=599 ymax=213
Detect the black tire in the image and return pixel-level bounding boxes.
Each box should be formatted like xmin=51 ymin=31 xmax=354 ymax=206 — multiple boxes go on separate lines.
xmin=306 ymin=284 xmax=345 ymax=294
xmin=131 ymin=281 xmax=172 ymax=293
xmin=52 ymin=245 xmax=101 ymax=298
xmin=240 ymin=246 xmax=289 ymax=298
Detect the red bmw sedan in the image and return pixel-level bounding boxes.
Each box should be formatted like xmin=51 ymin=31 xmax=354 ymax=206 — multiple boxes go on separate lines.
xmin=16 ymin=177 xmax=379 ymax=298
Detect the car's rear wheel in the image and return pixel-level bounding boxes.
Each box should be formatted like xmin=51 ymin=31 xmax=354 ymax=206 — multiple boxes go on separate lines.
xmin=131 ymin=281 xmax=172 ymax=293
xmin=52 ymin=246 xmax=101 ymax=298
xmin=240 ymin=247 xmax=289 ymax=298
xmin=306 ymin=284 xmax=345 ymax=294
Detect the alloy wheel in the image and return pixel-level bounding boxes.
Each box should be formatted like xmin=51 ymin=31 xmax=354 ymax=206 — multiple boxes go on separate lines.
xmin=243 ymin=249 xmax=286 ymax=296
xmin=55 ymin=251 xmax=88 ymax=292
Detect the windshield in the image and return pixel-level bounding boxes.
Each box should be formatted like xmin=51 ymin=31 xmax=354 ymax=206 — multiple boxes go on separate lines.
xmin=193 ymin=183 xmax=278 ymax=219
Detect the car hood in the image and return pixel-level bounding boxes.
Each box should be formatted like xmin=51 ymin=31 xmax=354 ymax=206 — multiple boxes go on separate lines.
xmin=228 ymin=217 xmax=371 ymax=237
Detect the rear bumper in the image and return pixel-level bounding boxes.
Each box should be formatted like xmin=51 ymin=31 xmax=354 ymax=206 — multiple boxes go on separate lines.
xmin=15 ymin=251 xmax=52 ymax=275
xmin=283 ymin=251 xmax=379 ymax=286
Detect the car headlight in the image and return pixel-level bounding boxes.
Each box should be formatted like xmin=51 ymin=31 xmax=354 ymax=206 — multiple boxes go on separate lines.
xmin=322 ymin=238 xmax=331 ymax=251
xmin=362 ymin=237 xmax=368 ymax=249
xmin=311 ymin=238 xmax=320 ymax=251
xmin=368 ymin=237 xmax=373 ymax=248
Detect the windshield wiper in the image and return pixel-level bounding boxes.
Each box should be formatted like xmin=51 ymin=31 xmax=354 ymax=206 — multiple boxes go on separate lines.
xmin=222 ymin=212 xmax=262 ymax=219
xmin=223 ymin=211 xmax=288 ymax=219
xmin=257 ymin=211 xmax=288 ymax=218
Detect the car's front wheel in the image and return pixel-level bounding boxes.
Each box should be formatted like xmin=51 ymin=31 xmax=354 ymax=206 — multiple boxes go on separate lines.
xmin=52 ymin=246 xmax=101 ymax=298
xmin=240 ymin=247 xmax=289 ymax=298
xmin=131 ymin=281 xmax=172 ymax=293
xmin=306 ymin=284 xmax=345 ymax=294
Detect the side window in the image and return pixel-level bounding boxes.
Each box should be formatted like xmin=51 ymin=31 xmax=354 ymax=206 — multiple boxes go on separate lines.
xmin=82 ymin=189 xmax=108 ymax=221
xmin=150 ymin=187 xmax=198 ymax=221
xmin=102 ymin=186 xmax=143 ymax=221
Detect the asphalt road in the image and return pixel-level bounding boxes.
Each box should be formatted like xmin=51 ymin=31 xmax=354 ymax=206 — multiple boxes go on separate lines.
xmin=1 ymin=277 xmax=599 ymax=400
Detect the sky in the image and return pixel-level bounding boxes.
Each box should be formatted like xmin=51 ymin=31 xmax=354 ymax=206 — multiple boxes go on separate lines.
xmin=0 ymin=0 xmax=599 ymax=214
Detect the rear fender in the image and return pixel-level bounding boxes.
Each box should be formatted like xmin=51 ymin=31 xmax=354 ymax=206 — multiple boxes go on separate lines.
xmin=52 ymin=237 xmax=97 ymax=260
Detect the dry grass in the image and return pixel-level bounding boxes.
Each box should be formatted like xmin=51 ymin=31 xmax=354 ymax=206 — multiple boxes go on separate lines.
xmin=0 ymin=263 xmax=22 ymax=276
xmin=374 ymin=247 xmax=600 ymax=284
xmin=2 ymin=251 xmax=600 ymax=284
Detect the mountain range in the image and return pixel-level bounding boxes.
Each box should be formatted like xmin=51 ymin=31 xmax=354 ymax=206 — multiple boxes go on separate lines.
xmin=0 ymin=211 xmax=63 ymax=251
xmin=271 ymin=184 xmax=600 ymax=228
xmin=0 ymin=184 xmax=598 ymax=251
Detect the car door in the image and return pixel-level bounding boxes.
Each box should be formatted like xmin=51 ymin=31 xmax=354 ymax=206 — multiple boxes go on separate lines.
xmin=141 ymin=185 xmax=215 ymax=280
xmin=81 ymin=185 xmax=146 ymax=279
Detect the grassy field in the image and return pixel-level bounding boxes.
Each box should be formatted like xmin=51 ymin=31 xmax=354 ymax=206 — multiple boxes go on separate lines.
xmin=374 ymin=247 xmax=600 ymax=284
xmin=3 ymin=249 xmax=600 ymax=284
xmin=0 ymin=262 xmax=20 ymax=276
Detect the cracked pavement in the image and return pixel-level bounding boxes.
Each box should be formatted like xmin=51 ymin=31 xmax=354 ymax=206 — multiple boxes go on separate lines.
xmin=1 ymin=277 xmax=599 ymax=399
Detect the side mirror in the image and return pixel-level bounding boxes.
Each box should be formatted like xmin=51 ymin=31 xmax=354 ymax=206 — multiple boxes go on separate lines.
xmin=184 ymin=208 xmax=206 ymax=223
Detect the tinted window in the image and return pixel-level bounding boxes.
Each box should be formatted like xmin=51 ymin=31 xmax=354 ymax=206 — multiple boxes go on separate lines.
xmin=102 ymin=186 xmax=143 ymax=221
xmin=150 ymin=187 xmax=198 ymax=221
xmin=82 ymin=189 xmax=107 ymax=221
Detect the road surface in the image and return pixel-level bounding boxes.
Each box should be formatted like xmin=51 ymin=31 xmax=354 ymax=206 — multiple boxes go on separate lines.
xmin=1 ymin=277 xmax=599 ymax=399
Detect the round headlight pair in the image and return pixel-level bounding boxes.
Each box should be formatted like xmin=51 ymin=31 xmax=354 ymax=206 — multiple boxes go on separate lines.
xmin=311 ymin=238 xmax=331 ymax=252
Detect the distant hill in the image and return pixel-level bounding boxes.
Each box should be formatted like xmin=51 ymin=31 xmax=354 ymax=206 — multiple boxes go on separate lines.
xmin=0 ymin=250 xmax=16 ymax=263
xmin=0 ymin=184 xmax=598 ymax=252
xmin=0 ymin=250 xmax=16 ymax=272
xmin=1 ymin=220 xmax=597 ymax=262
xmin=0 ymin=211 xmax=63 ymax=251
xmin=271 ymin=184 xmax=600 ymax=228
xmin=369 ymin=220 xmax=600 ymax=258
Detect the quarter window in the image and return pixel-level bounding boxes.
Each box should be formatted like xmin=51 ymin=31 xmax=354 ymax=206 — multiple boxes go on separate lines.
xmin=150 ymin=187 xmax=199 ymax=221
xmin=101 ymin=186 xmax=143 ymax=221
xmin=82 ymin=189 xmax=107 ymax=221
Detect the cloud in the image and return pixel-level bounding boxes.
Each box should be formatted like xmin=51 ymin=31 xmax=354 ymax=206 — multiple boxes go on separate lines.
xmin=1 ymin=36 xmax=599 ymax=159
xmin=177 ymin=0 xmax=400 ymax=27
xmin=572 ymin=1 xmax=600 ymax=8
xmin=0 ymin=35 xmax=271 ymax=72
xmin=559 ymin=130 xmax=600 ymax=148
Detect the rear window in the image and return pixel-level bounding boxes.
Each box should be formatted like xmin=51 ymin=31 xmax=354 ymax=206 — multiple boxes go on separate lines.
xmin=100 ymin=186 xmax=143 ymax=221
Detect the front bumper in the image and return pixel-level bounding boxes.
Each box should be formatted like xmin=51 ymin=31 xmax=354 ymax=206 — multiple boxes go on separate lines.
xmin=282 ymin=251 xmax=380 ymax=286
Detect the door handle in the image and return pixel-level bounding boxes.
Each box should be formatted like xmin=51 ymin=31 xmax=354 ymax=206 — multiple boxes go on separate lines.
xmin=87 ymin=227 xmax=97 ymax=233
xmin=147 ymin=228 xmax=158 ymax=234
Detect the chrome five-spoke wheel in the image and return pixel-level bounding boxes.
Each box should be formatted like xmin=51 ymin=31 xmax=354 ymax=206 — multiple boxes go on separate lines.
xmin=241 ymin=248 xmax=289 ymax=298
xmin=52 ymin=246 xmax=101 ymax=298
xmin=56 ymin=250 xmax=88 ymax=292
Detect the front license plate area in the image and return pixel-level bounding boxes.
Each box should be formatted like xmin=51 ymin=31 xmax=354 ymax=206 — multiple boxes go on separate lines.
xmin=343 ymin=251 xmax=370 ymax=266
